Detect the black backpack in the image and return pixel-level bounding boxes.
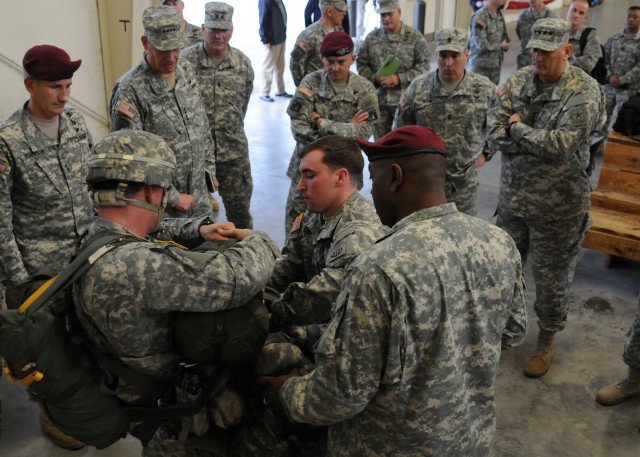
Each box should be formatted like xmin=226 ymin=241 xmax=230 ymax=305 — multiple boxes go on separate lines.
xmin=612 ymin=93 xmax=640 ymax=139
xmin=579 ymin=27 xmax=607 ymax=85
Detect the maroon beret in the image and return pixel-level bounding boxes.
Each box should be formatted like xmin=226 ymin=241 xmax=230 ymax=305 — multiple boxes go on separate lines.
xmin=23 ymin=45 xmax=81 ymax=81
xmin=356 ymin=126 xmax=448 ymax=162
xmin=320 ymin=31 xmax=354 ymax=58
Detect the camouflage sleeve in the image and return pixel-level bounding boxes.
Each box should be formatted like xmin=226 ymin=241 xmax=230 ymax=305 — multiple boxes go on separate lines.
xmin=156 ymin=216 xmax=208 ymax=244
xmin=487 ymin=83 xmax=518 ymax=154
xmin=0 ymin=142 xmax=29 ymax=286
xmin=501 ymin=252 xmax=527 ymax=348
xmin=355 ymin=38 xmax=376 ymax=85
xmin=109 ymin=84 xmax=143 ymax=132
xmin=393 ymin=80 xmax=417 ymax=128
xmin=243 ymin=63 xmax=255 ymax=118
xmin=270 ymin=221 xmax=382 ymax=327
xmin=575 ymin=30 xmax=603 ymax=74
xmin=288 ymin=84 xmax=321 ymax=144
xmin=396 ymin=35 xmax=431 ymax=89
xmin=619 ymin=52 xmax=640 ymax=88
xmin=319 ymin=84 xmax=379 ymax=140
xmin=290 ymin=39 xmax=310 ymax=87
xmin=471 ymin=12 xmax=499 ymax=52
xmin=508 ymin=88 xmax=605 ymax=160
xmin=604 ymin=37 xmax=614 ymax=76
xmin=280 ymin=264 xmax=389 ymax=425
xmin=515 ymin=15 xmax=524 ymax=40
xmin=268 ymin=235 xmax=307 ymax=293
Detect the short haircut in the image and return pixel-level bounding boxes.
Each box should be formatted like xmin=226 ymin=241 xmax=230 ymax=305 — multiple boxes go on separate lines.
xmin=629 ymin=6 xmax=640 ymax=12
xmin=300 ymin=135 xmax=364 ymax=181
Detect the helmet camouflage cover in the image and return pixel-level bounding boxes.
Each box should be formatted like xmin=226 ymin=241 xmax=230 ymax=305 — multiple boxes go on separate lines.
xmin=87 ymin=130 xmax=177 ymax=188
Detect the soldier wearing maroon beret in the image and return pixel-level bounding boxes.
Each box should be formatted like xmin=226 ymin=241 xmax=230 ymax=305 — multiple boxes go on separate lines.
xmin=0 ymin=44 xmax=93 ymax=450
xmin=260 ymin=125 xmax=526 ymax=456
xmin=284 ymin=30 xmax=380 ymax=237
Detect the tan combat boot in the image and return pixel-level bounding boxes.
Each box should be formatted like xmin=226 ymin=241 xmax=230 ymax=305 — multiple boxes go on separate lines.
xmin=595 ymin=367 xmax=640 ymax=406
xmin=38 ymin=404 xmax=85 ymax=450
xmin=523 ymin=328 xmax=556 ymax=378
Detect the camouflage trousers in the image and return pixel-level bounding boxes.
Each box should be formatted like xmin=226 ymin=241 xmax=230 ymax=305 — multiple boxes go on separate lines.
xmin=602 ymin=84 xmax=632 ymax=135
xmin=497 ymin=211 xmax=591 ymax=333
xmin=217 ymin=156 xmax=254 ymax=229
xmin=623 ymin=294 xmax=640 ymax=370
xmin=469 ymin=63 xmax=502 ymax=85
xmin=516 ymin=51 xmax=533 ymax=70
xmin=445 ymin=166 xmax=478 ymax=216
xmin=374 ymin=105 xmax=395 ymax=141
xmin=142 ymin=422 xmax=227 ymax=457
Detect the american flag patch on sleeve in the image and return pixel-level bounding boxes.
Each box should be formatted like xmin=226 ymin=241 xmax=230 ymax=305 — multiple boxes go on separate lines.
xmin=0 ymin=157 xmax=8 ymax=173
xmin=497 ymin=84 xmax=508 ymax=97
xmin=116 ymin=101 xmax=139 ymax=120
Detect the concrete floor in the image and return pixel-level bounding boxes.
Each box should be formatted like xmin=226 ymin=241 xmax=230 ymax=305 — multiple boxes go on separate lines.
xmin=1 ymin=1 xmax=639 ymax=456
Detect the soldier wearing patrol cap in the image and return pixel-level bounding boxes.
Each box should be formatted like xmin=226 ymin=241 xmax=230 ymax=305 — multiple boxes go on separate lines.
xmin=395 ymin=27 xmax=496 ymax=216
xmin=110 ymin=5 xmax=215 ymax=220
xmin=284 ymin=31 xmax=379 ymax=237
xmin=0 ymin=43 xmax=93 ymax=451
xmin=488 ymin=18 xmax=606 ymax=379
xmin=75 ymin=130 xmax=279 ymax=456
xmin=468 ymin=0 xmax=510 ymax=84
xmin=182 ymin=2 xmax=255 ymax=228
xmin=259 ymin=125 xmax=526 ymax=456
xmin=290 ymin=0 xmax=348 ymax=87
xmin=357 ymin=0 xmax=431 ymax=139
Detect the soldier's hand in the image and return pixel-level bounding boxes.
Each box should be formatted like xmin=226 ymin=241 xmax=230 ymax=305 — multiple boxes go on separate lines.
xmin=474 ymin=154 xmax=486 ymax=171
xmin=217 ymin=227 xmax=253 ymax=240
xmin=199 ymin=221 xmax=235 ymax=241
xmin=500 ymin=39 xmax=510 ymax=51
xmin=378 ymin=75 xmax=400 ymax=88
xmin=351 ymin=110 xmax=370 ymax=125
xmin=256 ymin=368 xmax=300 ymax=416
xmin=608 ymin=74 xmax=621 ymax=88
xmin=176 ymin=193 xmax=195 ymax=214
xmin=508 ymin=113 xmax=522 ymax=124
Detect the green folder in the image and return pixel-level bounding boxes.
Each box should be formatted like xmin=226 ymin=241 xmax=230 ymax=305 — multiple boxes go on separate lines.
xmin=377 ymin=55 xmax=402 ymax=77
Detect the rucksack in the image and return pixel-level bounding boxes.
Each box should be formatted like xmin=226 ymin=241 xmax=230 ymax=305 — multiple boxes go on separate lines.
xmin=0 ymin=233 xmax=269 ymax=449
xmin=612 ymin=93 xmax=640 ymax=140
xmin=579 ymin=27 xmax=607 ymax=85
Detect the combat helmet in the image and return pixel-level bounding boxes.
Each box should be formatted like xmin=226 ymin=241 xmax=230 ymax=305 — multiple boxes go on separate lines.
xmin=87 ymin=130 xmax=176 ymax=211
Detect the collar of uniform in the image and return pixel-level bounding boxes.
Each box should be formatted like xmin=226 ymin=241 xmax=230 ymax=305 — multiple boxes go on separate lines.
xmin=319 ymin=70 xmax=355 ymax=99
xmin=434 ymin=70 xmax=475 ymax=96
xmin=523 ymin=64 xmax=572 ymax=101
xmin=383 ymin=23 xmax=406 ymax=40
xmin=197 ymin=42 xmax=235 ymax=69
xmin=142 ymin=56 xmax=186 ymax=95
xmin=18 ymin=103 xmax=65 ymax=152
xmin=383 ymin=202 xmax=458 ymax=238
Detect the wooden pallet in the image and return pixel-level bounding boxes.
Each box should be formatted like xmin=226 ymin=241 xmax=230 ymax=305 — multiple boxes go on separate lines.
xmin=583 ymin=133 xmax=640 ymax=265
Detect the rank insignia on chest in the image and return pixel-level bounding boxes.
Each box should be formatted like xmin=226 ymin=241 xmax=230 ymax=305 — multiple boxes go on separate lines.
xmin=0 ymin=157 xmax=8 ymax=173
xmin=116 ymin=101 xmax=139 ymax=120
xmin=497 ymin=84 xmax=508 ymax=98
xmin=290 ymin=212 xmax=304 ymax=234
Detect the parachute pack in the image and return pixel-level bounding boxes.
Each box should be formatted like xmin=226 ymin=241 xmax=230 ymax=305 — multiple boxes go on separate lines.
xmin=0 ymin=233 xmax=269 ymax=449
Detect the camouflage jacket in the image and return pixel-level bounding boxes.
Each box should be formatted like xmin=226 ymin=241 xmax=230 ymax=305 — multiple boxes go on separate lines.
xmin=356 ymin=23 xmax=431 ymax=107
xmin=110 ymin=56 xmax=214 ymax=218
xmin=184 ymin=21 xmax=202 ymax=49
xmin=280 ymin=203 xmax=527 ymax=457
xmin=469 ymin=6 xmax=508 ymax=69
xmin=73 ymin=217 xmax=278 ymax=382
xmin=269 ymin=192 xmax=387 ymax=327
xmin=515 ymin=6 xmax=557 ymax=68
xmin=604 ymin=30 xmax=640 ymax=93
xmin=290 ymin=21 xmax=344 ymax=86
xmin=286 ymin=70 xmax=379 ymax=180
xmin=488 ymin=64 xmax=606 ymax=219
xmin=568 ymin=25 xmax=603 ymax=74
xmin=181 ymin=44 xmax=254 ymax=163
xmin=0 ymin=105 xmax=93 ymax=286
xmin=395 ymin=70 xmax=496 ymax=174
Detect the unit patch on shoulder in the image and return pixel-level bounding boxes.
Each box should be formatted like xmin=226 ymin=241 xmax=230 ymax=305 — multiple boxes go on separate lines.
xmin=298 ymin=86 xmax=315 ymax=99
xmin=0 ymin=157 xmax=8 ymax=173
xmin=116 ymin=101 xmax=139 ymax=120
xmin=290 ymin=212 xmax=305 ymax=234
xmin=497 ymin=84 xmax=508 ymax=98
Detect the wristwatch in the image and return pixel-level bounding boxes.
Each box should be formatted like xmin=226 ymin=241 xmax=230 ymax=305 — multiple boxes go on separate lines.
xmin=310 ymin=117 xmax=320 ymax=131
xmin=506 ymin=120 xmax=518 ymax=138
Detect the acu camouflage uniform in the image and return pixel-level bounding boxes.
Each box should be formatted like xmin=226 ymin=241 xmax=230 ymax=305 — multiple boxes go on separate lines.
xmin=488 ymin=64 xmax=606 ymax=333
xmin=290 ymin=21 xmax=344 ymax=87
xmin=602 ymin=29 xmax=640 ymax=131
xmin=183 ymin=22 xmax=202 ymax=49
xmin=110 ymin=57 xmax=215 ymax=219
xmin=468 ymin=5 xmax=509 ymax=84
xmin=73 ymin=217 xmax=279 ymax=457
xmin=568 ymin=25 xmax=603 ymax=74
xmin=0 ymin=105 xmax=93 ymax=287
xmin=269 ymin=191 xmax=386 ymax=329
xmin=623 ymin=294 xmax=640 ymax=370
xmin=356 ymin=23 xmax=431 ymax=139
xmin=515 ymin=6 xmax=557 ymax=69
xmin=395 ymin=70 xmax=496 ymax=216
xmin=280 ymin=203 xmax=527 ymax=457
xmin=181 ymin=43 xmax=255 ymax=228
xmin=284 ymin=70 xmax=379 ymax=234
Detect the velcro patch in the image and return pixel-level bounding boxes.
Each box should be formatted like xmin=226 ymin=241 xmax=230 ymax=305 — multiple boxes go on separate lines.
xmin=0 ymin=157 xmax=8 ymax=173
xmin=289 ymin=98 xmax=303 ymax=113
xmin=399 ymin=93 xmax=408 ymax=109
xmin=497 ymin=84 xmax=508 ymax=97
xmin=290 ymin=212 xmax=304 ymax=234
xmin=116 ymin=101 xmax=138 ymax=120
xmin=298 ymin=86 xmax=315 ymax=99
xmin=570 ymin=107 xmax=587 ymax=128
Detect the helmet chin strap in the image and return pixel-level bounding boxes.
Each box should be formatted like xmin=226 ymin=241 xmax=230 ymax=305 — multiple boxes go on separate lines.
xmin=93 ymin=182 xmax=167 ymax=231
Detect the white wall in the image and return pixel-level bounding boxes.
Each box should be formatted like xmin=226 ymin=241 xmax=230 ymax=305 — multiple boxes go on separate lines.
xmin=0 ymin=0 xmax=109 ymax=139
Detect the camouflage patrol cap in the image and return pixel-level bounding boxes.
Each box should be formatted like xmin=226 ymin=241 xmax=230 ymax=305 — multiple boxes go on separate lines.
xmin=204 ymin=2 xmax=233 ymax=29
xmin=376 ymin=0 xmax=400 ymax=14
xmin=527 ymin=18 xmax=570 ymax=52
xmin=142 ymin=5 xmax=187 ymax=51
xmin=321 ymin=0 xmax=349 ymax=12
xmin=87 ymin=131 xmax=177 ymax=189
xmin=435 ymin=27 xmax=469 ymax=54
